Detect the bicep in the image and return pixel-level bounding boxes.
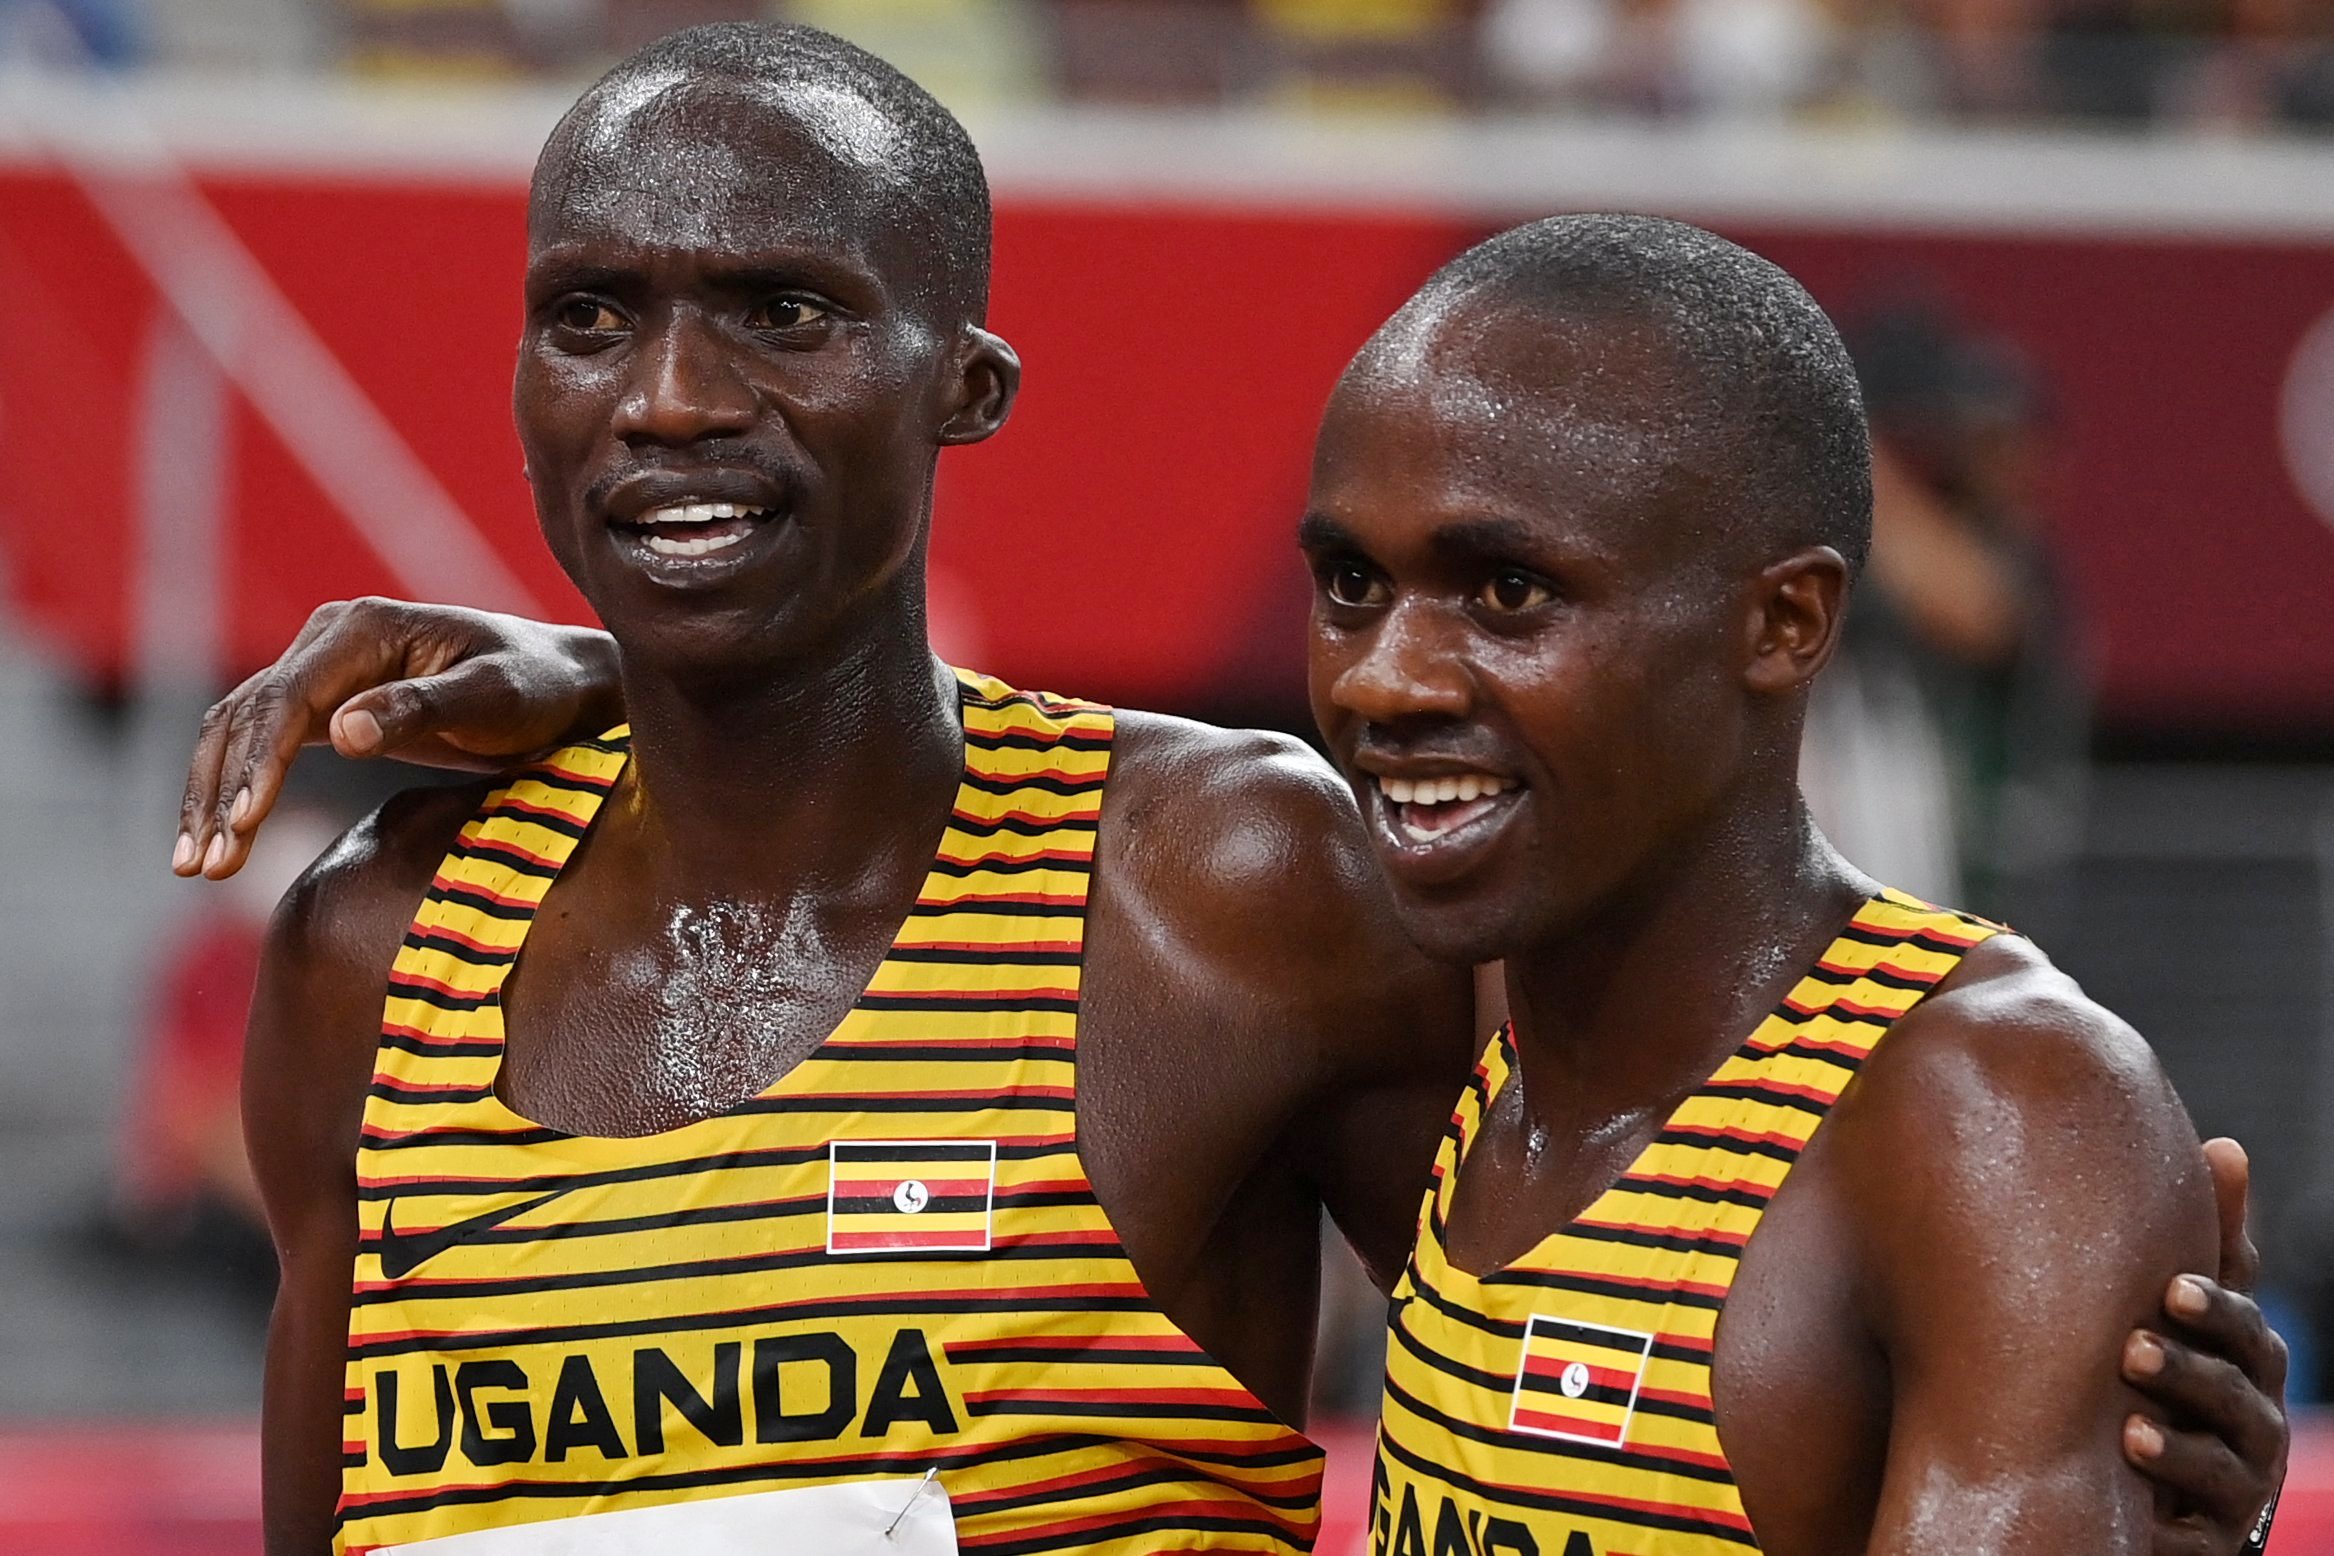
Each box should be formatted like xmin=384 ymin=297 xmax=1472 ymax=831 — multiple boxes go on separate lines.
xmin=1851 ymin=1008 xmax=2216 ymax=1555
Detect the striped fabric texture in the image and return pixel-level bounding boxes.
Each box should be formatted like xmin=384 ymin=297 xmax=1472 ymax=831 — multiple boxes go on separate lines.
xmin=335 ymin=671 xmax=1324 ymax=1555
xmin=1373 ymin=891 xmax=1999 ymax=1555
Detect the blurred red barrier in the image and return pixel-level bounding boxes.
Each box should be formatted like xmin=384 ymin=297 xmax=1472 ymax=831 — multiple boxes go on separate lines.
xmin=5 ymin=138 xmax=2334 ymax=730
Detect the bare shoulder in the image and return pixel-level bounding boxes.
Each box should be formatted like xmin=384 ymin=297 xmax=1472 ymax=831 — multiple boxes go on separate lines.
xmin=1100 ymin=710 xmax=1466 ymax=1080
xmin=1854 ymin=932 xmax=2190 ymax=1146
xmin=1828 ymin=930 xmax=2213 ymax=1325
xmin=263 ymin=781 xmax=486 ymax=995
xmin=243 ymin=781 xmax=490 ymax=1208
xmin=1105 ymin=710 xmax=1372 ymax=893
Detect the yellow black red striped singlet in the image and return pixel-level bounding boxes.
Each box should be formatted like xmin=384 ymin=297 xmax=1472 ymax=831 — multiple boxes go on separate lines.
xmin=1372 ymin=891 xmax=1999 ymax=1556
xmin=338 ymin=670 xmax=1324 ymax=1554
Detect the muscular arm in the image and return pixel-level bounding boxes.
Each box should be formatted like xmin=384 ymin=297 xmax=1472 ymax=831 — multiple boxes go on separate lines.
xmin=1840 ymin=938 xmax=2218 ymax=1554
xmin=244 ymin=787 xmax=482 ymax=1554
xmin=1075 ymin=716 xmax=1474 ymax=1420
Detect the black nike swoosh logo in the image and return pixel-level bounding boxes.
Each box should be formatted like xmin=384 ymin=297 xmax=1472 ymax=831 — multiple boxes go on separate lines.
xmin=378 ymin=1183 xmax=584 ymax=1280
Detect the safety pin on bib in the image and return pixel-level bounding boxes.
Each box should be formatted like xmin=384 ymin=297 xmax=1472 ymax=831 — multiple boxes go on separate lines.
xmin=884 ymin=1468 xmax=940 ymax=1539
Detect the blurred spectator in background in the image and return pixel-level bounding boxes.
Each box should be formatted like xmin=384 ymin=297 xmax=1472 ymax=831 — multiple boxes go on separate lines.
xmin=342 ymin=0 xmax=747 ymax=75
xmin=1803 ymin=299 xmax=2086 ymax=917
xmin=2173 ymin=0 xmax=2334 ymax=126
xmin=162 ymin=0 xmax=2321 ymax=128
xmin=1482 ymin=0 xmax=1838 ymax=116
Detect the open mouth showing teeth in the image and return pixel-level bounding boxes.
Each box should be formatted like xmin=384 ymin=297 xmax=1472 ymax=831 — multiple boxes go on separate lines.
xmin=1376 ymin=773 xmax=1522 ymax=843
xmin=621 ymin=502 xmax=775 ymax=558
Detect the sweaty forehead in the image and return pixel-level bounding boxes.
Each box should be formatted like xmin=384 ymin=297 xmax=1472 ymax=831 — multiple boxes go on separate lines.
xmin=532 ymin=72 xmax=915 ymax=261
xmin=1329 ymin=296 xmax=1700 ymax=510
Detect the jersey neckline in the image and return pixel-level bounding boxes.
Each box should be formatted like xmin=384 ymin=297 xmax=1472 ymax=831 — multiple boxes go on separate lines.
xmin=1430 ymin=887 xmax=1969 ymax=1286
xmin=470 ymin=674 xmax=987 ymax=1148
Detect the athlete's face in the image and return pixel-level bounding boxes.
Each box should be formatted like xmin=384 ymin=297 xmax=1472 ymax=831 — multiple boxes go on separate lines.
xmin=514 ymin=76 xmax=1011 ymax=679
xmin=1303 ymin=302 xmax=1766 ymax=966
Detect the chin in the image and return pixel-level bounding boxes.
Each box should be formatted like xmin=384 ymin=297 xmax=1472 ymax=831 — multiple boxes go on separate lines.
xmin=602 ymin=605 xmax=815 ymax=687
xmin=1384 ymin=887 xmax=1543 ymax=970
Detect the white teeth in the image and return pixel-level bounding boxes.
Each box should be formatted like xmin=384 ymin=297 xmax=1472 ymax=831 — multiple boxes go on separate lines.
xmin=1377 ymin=773 xmax=1518 ymax=809
xmin=643 ymin=529 xmax=747 ymax=558
xmin=639 ymin=502 xmax=767 ymax=527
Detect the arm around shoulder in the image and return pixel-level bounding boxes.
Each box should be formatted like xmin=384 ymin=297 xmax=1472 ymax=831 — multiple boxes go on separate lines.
xmin=1836 ymin=936 xmax=2218 ymax=1556
xmin=244 ymin=784 xmax=481 ymax=1554
xmin=1100 ymin=715 xmax=1476 ymax=1290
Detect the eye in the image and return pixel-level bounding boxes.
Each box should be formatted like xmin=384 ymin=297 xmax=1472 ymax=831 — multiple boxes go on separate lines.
xmin=552 ymin=297 xmax=625 ymax=333
xmin=1479 ymin=567 xmax=1553 ymax=613
xmin=1320 ymin=561 xmax=1389 ymax=610
xmin=746 ymin=296 xmax=831 ymax=331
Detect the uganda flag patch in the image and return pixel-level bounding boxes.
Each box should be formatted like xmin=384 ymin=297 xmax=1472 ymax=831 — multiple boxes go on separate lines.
xmin=826 ymin=1140 xmax=997 ymax=1256
xmin=1509 ymin=1313 xmax=1655 ymax=1446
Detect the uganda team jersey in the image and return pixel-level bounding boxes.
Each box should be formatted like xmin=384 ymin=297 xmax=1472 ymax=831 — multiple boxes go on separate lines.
xmin=336 ymin=672 xmax=1324 ymax=1554
xmin=1373 ymin=892 xmax=2000 ymax=1556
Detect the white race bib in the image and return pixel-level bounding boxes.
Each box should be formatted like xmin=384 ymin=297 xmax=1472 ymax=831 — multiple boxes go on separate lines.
xmin=382 ymin=1476 xmax=957 ymax=1555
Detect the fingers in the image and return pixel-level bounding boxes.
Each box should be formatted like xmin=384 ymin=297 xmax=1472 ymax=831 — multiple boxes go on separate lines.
xmin=196 ymin=675 xmax=305 ymax=880
xmin=2162 ymin=1274 xmax=2293 ymax=1407
xmin=2125 ymin=1318 xmax=2289 ymax=1480
xmin=2125 ymin=1412 xmax=2254 ymax=1550
xmin=2203 ymin=1138 xmax=2261 ymax=1294
xmin=176 ymin=670 xmax=265 ymax=876
xmin=330 ymin=656 xmax=527 ymax=764
xmin=171 ymin=599 xmax=407 ymax=880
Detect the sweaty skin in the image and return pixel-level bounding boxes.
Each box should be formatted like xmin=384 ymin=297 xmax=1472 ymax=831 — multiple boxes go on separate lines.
xmin=239 ymin=69 xmax=1474 ymax=1554
xmin=200 ymin=50 xmax=2284 ymax=1556
xmin=1299 ymin=256 xmax=2282 ymax=1554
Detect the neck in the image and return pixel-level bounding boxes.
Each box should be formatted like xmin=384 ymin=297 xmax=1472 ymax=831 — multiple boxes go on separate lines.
xmin=611 ymin=598 xmax=962 ymax=897
xmin=1503 ymin=770 xmax=1872 ymax=1127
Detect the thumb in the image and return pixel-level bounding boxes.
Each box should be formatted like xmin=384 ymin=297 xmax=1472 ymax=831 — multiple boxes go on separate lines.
xmin=328 ymin=664 xmax=502 ymax=759
xmin=2203 ymin=1136 xmax=2259 ymax=1294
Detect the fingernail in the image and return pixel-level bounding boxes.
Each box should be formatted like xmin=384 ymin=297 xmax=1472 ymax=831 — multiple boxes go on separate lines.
xmin=341 ymin=709 xmax=382 ymax=752
xmin=203 ymin=834 xmax=226 ymax=874
xmin=171 ymin=834 xmax=195 ymax=872
xmin=229 ymin=788 xmax=251 ymax=828
xmin=2127 ymin=1417 xmax=2164 ymax=1459
xmin=2127 ymin=1333 xmax=2164 ymax=1377
xmin=2171 ymin=1275 xmax=2209 ymax=1317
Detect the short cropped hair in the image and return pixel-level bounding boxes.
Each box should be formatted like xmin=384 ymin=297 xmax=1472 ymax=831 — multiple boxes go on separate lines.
xmin=539 ymin=22 xmax=992 ymax=325
xmin=1413 ymin=214 xmax=1872 ymax=574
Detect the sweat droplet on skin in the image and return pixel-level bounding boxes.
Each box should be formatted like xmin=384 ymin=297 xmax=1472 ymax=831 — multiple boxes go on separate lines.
xmin=634 ymin=900 xmax=822 ymax=1117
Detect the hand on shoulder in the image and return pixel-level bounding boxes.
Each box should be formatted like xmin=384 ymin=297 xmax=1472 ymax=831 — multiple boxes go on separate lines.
xmin=1828 ymin=932 xmax=2218 ymax=1550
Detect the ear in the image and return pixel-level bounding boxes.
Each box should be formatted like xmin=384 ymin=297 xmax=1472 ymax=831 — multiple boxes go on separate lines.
xmin=1742 ymin=545 xmax=1850 ymax=695
xmin=938 ymin=326 xmax=1021 ymax=446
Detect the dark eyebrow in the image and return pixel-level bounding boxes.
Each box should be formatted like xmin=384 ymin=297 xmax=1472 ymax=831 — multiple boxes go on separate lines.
xmin=1295 ymin=513 xmax=1361 ymax=552
xmin=1428 ymin=516 xmax=1544 ymax=564
xmin=524 ymin=256 xmax=633 ymax=299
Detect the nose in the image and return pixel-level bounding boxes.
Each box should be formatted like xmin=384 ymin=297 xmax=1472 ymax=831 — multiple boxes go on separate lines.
xmin=1330 ymin=598 xmax=1473 ymax=727
xmin=611 ymin=310 xmax=758 ymax=447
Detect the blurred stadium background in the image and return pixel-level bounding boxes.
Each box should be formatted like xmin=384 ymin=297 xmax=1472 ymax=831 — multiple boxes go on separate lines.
xmin=3 ymin=0 xmax=2334 ymax=1550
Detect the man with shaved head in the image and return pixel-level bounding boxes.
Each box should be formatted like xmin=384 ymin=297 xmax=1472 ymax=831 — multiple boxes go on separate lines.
xmin=209 ymin=23 xmax=2284 ymax=1556
xmin=1303 ymin=213 xmax=2273 ymax=1555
